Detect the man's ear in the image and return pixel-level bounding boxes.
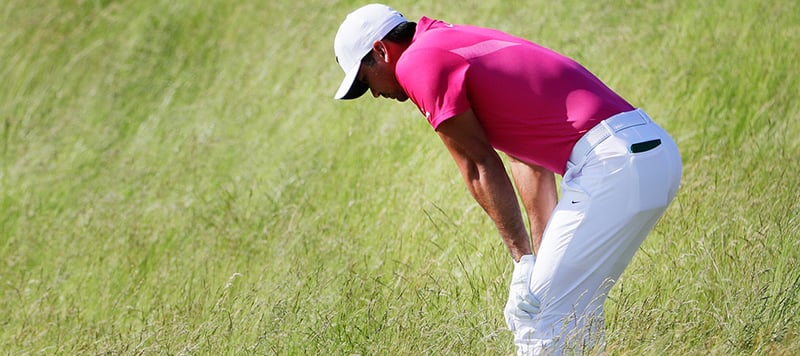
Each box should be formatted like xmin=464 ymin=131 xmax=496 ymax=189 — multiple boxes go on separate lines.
xmin=372 ymin=41 xmax=388 ymax=62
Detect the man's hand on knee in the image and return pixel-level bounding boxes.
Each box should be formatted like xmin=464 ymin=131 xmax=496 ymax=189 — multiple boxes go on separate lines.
xmin=504 ymin=254 xmax=540 ymax=331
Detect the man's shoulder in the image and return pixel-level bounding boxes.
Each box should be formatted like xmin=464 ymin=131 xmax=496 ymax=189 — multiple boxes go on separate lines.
xmin=397 ymin=44 xmax=464 ymax=79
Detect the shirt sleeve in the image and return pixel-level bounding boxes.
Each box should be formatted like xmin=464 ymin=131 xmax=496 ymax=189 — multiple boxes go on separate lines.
xmin=396 ymin=47 xmax=471 ymax=130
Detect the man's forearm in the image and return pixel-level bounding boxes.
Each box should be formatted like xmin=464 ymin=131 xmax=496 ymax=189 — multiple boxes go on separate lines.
xmin=463 ymin=155 xmax=533 ymax=262
xmin=433 ymin=110 xmax=533 ymax=262
xmin=508 ymin=156 xmax=557 ymax=255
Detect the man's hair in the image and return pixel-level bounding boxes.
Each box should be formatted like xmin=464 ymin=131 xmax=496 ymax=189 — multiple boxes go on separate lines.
xmin=361 ymin=21 xmax=417 ymax=66
xmin=384 ymin=21 xmax=416 ymax=43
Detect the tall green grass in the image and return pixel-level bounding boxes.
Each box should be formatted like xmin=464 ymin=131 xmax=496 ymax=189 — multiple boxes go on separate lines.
xmin=1 ymin=0 xmax=798 ymax=354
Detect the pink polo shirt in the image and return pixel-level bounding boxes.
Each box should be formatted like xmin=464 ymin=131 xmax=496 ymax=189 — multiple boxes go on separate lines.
xmin=395 ymin=17 xmax=634 ymax=175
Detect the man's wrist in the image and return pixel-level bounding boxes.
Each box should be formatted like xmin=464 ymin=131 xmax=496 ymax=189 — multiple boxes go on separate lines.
xmin=515 ymin=254 xmax=535 ymax=265
xmin=512 ymin=250 xmax=535 ymax=262
xmin=510 ymin=254 xmax=535 ymax=284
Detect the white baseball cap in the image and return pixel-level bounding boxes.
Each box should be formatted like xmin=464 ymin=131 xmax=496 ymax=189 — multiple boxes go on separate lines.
xmin=333 ymin=4 xmax=407 ymax=100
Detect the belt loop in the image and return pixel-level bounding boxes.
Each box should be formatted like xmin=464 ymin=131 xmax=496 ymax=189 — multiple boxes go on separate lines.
xmin=600 ymin=118 xmax=613 ymax=136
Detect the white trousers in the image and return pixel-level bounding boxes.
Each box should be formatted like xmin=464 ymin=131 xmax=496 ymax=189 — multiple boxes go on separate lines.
xmin=515 ymin=109 xmax=682 ymax=355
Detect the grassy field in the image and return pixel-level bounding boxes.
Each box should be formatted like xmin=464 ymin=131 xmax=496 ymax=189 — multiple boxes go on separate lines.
xmin=2 ymin=0 xmax=799 ymax=354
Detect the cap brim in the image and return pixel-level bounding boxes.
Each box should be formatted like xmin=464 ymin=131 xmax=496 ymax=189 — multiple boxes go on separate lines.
xmin=334 ymin=63 xmax=369 ymax=100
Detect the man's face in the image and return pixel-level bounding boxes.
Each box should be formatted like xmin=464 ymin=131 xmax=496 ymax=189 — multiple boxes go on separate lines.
xmin=357 ymin=52 xmax=409 ymax=102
